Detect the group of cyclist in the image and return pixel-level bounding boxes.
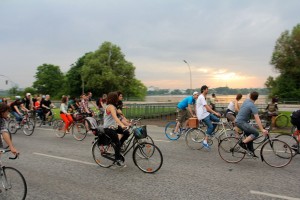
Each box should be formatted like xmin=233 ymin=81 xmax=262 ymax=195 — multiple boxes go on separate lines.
xmin=174 ymin=85 xmax=270 ymax=155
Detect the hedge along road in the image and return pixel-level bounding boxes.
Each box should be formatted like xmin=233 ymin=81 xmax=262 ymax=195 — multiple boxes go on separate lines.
xmin=6 ymin=124 xmax=300 ymax=200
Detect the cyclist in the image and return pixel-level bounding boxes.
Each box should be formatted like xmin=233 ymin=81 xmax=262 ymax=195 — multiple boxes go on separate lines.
xmin=41 ymin=95 xmax=55 ymax=124
xmin=79 ymin=94 xmax=92 ymax=116
xmin=225 ymin=93 xmax=243 ymax=133
xmin=60 ymin=96 xmax=73 ymax=134
xmin=103 ymin=92 xmax=129 ymax=167
xmin=87 ymin=92 xmax=98 ymax=109
xmin=290 ymin=109 xmax=300 ymax=145
xmin=22 ymin=93 xmax=33 ymax=110
xmin=210 ymin=93 xmax=217 ymax=111
xmin=96 ymin=94 xmax=107 ymax=114
xmin=10 ymin=96 xmax=29 ymax=128
xmin=0 ymin=103 xmax=18 ymax=154
xmin=116 ymin=91 xmax=130 ymax=126
xmin=265 ymin=97 xmax=279 ymax=128
xmin=196 ymin=85 xmax=221 ymax=149
xmin=235 ymin=91 xmax=268 ymax=155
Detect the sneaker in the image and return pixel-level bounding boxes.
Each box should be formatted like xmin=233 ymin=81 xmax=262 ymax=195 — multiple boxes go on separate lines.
xmin=202 ymin=141 xmax=210 ymax=149
xmin=116 ymin=160 xmax=126 ymax=167
xmin=16 ymin=124 xmax=20 ymax=129
xmin=291 ymin=144 xmax=298 ymax=150
xmin=238 ymin=141 xmax=248 ymax=151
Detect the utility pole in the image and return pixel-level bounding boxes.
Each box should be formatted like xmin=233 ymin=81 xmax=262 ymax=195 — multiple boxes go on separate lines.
xmin=183 ymin=60 xmax=192 ymax=90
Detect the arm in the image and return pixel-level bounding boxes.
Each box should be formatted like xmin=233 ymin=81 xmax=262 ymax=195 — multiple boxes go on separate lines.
xmin=14 ymin=105 xmax=22 ymax=115
xmin=234 ymin=100 xmax=240 ymax=112
xmin=2 ymin=132 xmax=18 ymax=154
xmin=108 ymin=106 xmax=126 ymax=129
xmin=187 ymin=104 xmax=196 ymax=117
xmin=254 ymin=114 xmax=268 ymax=135
xmin=204 ymin=104 xmax=221 ymax=117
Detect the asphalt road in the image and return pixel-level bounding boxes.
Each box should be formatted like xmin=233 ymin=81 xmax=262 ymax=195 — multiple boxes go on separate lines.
xmin=3 ymin=125 xmax=300 ymax=200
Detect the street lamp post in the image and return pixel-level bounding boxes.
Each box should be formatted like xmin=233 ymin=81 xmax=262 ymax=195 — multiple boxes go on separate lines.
xmin=0 ymin=74 xmax=17 ymax=88
xmin=183 ymin=60 xmax=192 ymax=90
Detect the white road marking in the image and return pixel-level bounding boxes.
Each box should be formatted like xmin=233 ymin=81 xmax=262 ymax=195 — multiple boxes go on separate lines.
xmin=153 ymin=139 xmax=170 ymax=143
xmin=33 ymin=152 xmax=97 ymax=166
xmin=250 ymin=190 xmax=300 ymax=200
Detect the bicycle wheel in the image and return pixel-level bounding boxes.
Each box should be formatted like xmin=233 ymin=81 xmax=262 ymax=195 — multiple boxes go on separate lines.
xmin=218 ymin=136 xmax=245 ymax=163
xmin=185 ymin=128 xmax=205 ymax=150
xmin=0 ymin=166 xmax=27 ymax=200
xmin=72 ymin=122 xmax=87 ymax=141
xmin=275 ymin=134 xmax=298 ymax=157
xmin=261 ymin=139 xmax=292 ymax=168
xmin=92 ymin=140 xmax=115 ymax=168
xmin=133 ymin=135 xmax=155 ymax=158
xmin=275 ymin=114 xmax=289 ymax=128
xmin=22 ymin=121 xmax=35 ymax=136
xmin=164 ymin=121 xmax=180 ymax=140
xmin=7 ymin=120 xmax=18 ymax=134
xmin=132 ymin=142 xmax=163 ymax=173
xmin=53 ymin=120 xmax=66 ymax=138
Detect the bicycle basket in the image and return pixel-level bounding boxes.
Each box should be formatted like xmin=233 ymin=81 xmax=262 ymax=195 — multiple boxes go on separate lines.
xmin=133 ymin=125 xmax=147 ymax=139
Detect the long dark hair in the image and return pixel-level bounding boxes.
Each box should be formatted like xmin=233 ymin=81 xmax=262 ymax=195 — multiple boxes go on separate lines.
xmin=0 ymin=103 xmax=10 ymax=118
xmin=107 ymin=92 xmax=119 ymax=107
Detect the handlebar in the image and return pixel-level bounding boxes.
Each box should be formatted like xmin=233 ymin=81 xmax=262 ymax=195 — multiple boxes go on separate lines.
xmin=0 ymin=149 xmax=19 ymax=159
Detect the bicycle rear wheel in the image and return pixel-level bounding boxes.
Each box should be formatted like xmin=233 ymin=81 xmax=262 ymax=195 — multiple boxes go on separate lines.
xmin=164 ymin=121 xmax=180 ymax=140
xmin=92 ymin=140 xmax=115 ymax=168
xmin=7 ymin=120 xmax=18 ymax=134
xmin=133 ymin=142 xmax=163 ymax=173
xmin=22 ymin=121 xmax=35 ymax=136
xmin=0 ymin=166 xmax=27 ymax=200
xmin=275 ymin=134 xmax=298 ymax=157
xmin=72 ymin=122 xmax=87 ymax=141
xmin=185 ymin=128 xmax=205 ymax=150
xmin=218 ymin=136 xmax=245 ymax=163
xmin=53 ymin=120 xmax=65 ymax=138
xmin=275 ymin=114 xmax=289 ymax=128
xmin=261 ymin=139 xmax=292 ymax=168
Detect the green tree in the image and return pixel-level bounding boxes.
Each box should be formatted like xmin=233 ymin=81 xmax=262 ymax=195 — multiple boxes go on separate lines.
xmin=267 ymin=24 xmax=300 ymax=99
xmin=81 ymin=41 xmax=147 ymax=99
xmin=33 ymin=64 xmax=65 ymax=97
xmin=23 ymin=87 xmax=37 ymax=96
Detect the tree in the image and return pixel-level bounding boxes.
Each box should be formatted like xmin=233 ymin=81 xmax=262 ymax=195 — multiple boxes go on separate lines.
xmin=267 ymin=24 xmax=300 ymax=99
xmin=81 ymin=41 xmax=147 ymax=99
xmin=33 ymin=64 xmax=65 ymax=97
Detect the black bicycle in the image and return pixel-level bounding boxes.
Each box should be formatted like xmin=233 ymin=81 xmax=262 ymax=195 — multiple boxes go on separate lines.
xmin=218 ymin=130 xmax=293 ymax=168
xmin=275 ymin=126 xmax=299 ymax=157
xmin=0 ymin=149 xmax=27 ymax=200
xmin=91 ymin=125 xmax=163 ymax=173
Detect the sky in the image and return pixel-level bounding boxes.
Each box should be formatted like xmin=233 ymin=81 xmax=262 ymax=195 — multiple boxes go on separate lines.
xmin=0 ymin=0 xmax=299 ymax=90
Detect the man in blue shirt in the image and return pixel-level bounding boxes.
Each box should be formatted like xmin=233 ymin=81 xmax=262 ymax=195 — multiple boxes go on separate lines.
xmin=173 ymin=92 xmax=199 ymax=134
xmin=235 ymin=91 xmax=268 ymax=155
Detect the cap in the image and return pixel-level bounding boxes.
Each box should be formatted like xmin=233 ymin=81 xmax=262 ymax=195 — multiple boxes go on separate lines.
xmin=15 ymin=96 xmax=21 ymax=100
xmin=193 ymin=91 xmax=199 ymax=96
xmin=26 ymin=93 xmax=31 ymax=96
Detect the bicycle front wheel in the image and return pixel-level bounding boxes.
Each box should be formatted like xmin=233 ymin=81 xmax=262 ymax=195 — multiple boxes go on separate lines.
xmin=164 ymin=121 xmax=180 ymax=140
xmin=7 ymin=120 xmax=18 ymax=134
xmin=133 ymin=142 xmax=163 ymax=173
xmin=72 ymin=122 xmax=87 ymax=141
xmin=92 ymin=140 xmax=115 ymax=168
xmin=185 ymin=128 xmax=205 ymax=150
xmin=0 ymin=167 xmax=27 ymax=200
xmin=218 ymin=137 xmax=245 ymax=163
xmin=22 ymin=121 xmax=35 ymax=136
xmin=275 ymin=114 xmax=289 ymax=128
xmin=133 ymin=135 xmax=155 ymax=158
xmin=275 ymin=134 xmax=298 ymax=157
xmin=261 ymin=139 xmax=293 ymax=168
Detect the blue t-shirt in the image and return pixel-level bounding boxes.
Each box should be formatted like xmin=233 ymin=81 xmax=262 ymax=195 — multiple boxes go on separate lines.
xmin=177 ymin=96 xmax=195 ymax=110
xmin=235 ymin=99 xmax=258 ymax=123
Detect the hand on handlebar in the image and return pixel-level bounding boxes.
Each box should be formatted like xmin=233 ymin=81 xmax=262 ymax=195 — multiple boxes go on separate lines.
xmin=262 ymin=129 xmax=269 ymax=136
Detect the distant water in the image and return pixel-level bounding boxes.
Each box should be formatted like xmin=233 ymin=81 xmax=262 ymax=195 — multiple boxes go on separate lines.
xmin=145 ymin=95 xmax=269 ymax=104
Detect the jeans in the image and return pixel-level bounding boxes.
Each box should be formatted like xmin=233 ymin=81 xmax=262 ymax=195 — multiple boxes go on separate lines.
xmin=11 ymin=111 xmax=23 ymax=123
xmin=236 ymin=122 xmax=259 ymax=139
xmin=202 ymin=114 xmax=220 ymax=136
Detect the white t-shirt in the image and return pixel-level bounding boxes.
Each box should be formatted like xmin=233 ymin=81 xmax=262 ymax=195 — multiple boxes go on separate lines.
xmin=227 ymin=101 xmax=235 ymax=112
xmin=196 ymin=94 xmax=210 ymax=120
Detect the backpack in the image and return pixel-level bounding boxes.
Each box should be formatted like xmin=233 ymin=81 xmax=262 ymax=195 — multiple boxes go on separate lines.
xmin=291 ymin=110 xmax=300 ymax=119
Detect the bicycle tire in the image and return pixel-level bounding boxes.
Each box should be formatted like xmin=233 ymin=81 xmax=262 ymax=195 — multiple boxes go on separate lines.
xmin=132 ymin=142 xmax=163 ymax=173
xmin=53 ymin=120 xmax=66 ymax=138
xmin=218 ymin=136 xmax=245 ymax=163
xmin=164 ymin=121 xmax=180 ymax=140
xmin=22 ymin=121 xmax=35 ymax=136
xmin=7 ymin=120 xmax=18 ymax=134
xmin=92 ymin=140 xmax=115 ymax=168
xmin=185 ymin=128 xmax=205 ymax=150
xmin=133 ymin=135 xmax=155 ymax=158
xmin=275 ymin=134 xmax=298 ymax=157
xmin=260 ymin=139 xmax=292 ymax=168
xmin=72 ymin=122 xmax=87 ymax=141
xmin=0 ymin=166 xmax=27 ymax=200
xmin=275 ymin=114 xmax=289 ymax=128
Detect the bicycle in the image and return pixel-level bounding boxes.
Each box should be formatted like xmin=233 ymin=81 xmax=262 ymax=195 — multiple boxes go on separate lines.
xmin=0 ymin=149 xmax=27 ymax=200
xmin=91 ymin=124 xmax=163 ymax=173
xmin=35 ymin=108 xmax=56 ymax=127
xmin=275 ymin=127 xmax=300 ymax=157
xmin=8 ymin=111 xmax=35 ymax=136
xmin=185 ymin=118 xmax=236 ymax=150
xmin=218 ymin=130 xmax=293 ymax=168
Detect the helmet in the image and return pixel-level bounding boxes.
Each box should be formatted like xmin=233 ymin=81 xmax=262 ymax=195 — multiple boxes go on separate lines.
xmin=15 ymin=96 xmax=21 ymax=100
